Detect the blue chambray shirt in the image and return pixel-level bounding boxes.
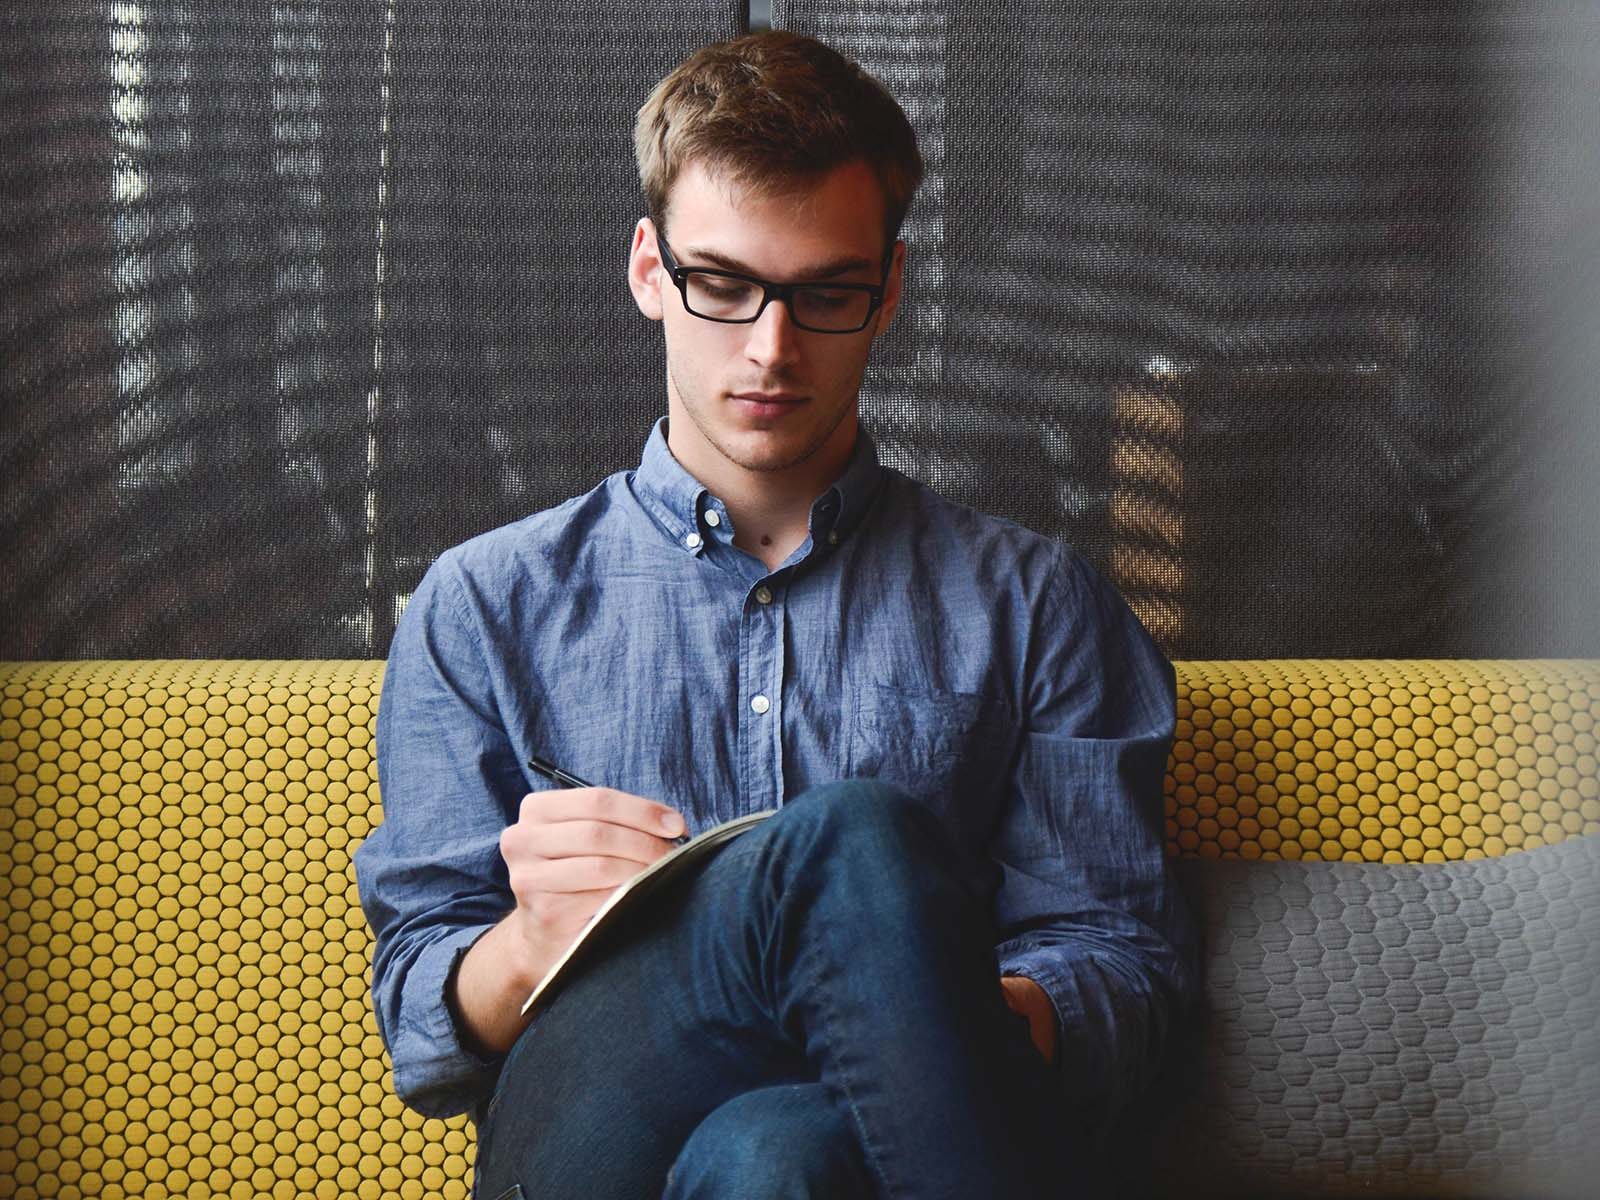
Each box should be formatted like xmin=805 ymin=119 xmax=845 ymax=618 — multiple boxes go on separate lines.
xmin=355 ymin=419 xmax=1198 ymax=1121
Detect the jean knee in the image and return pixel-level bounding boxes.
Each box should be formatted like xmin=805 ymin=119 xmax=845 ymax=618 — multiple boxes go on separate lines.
xmin=768 ymin=781 xmax=999 ymax=918
xmin=780 ymin=779 xmax=936 ymax=848
xmin=732 ymin=781 xmax=997 ymax=944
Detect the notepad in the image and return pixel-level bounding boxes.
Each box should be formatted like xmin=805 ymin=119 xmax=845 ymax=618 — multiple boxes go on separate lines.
xmin=521 ymin=810 xmax=775 ymax=1016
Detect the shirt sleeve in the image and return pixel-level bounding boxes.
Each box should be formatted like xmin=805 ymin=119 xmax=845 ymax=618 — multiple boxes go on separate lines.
xmin=353 ymin=554 xmax=526 ymax=1119
xmin=989 ymin=546 xmax=1200 ymax=1124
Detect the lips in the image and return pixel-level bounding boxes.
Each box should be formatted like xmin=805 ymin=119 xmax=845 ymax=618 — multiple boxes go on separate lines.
xmin=732 ymin=391 xmax=804 ymax=404
xmin=730 ymin=391 xmax=806 ymax=419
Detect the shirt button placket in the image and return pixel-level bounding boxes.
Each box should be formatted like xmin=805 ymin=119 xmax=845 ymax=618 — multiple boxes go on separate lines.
xmin=740 ymin=578 xmax=785 ymax=812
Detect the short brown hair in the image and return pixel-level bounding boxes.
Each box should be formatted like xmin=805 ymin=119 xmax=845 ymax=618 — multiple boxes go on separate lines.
xmin=634 ymin=31 xmax=924 ymax=249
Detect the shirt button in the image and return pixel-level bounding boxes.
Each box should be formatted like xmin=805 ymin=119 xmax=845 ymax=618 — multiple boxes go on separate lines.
xmin=705 ymin=510 xmax=722 ymax=528
xmin=684 ymin=532 xmax=703 ymax=550
xmin=755 ymin=586 xmax=773 ymax=605
xmin=827 ymin=530 xmax=839 ymax=545
xmin=750 ymin=694 xmax=771 ymax=715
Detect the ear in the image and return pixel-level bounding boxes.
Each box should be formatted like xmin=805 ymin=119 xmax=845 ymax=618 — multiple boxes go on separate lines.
xmin=627 ymin=218 xmax=665 ymax=322
xmin=872 ymin=239 xmax=907 ymax=336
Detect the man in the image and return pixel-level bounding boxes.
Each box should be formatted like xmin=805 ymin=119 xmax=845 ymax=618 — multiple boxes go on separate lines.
xmin=356 ymin=30 xmax=1197 ymax=1199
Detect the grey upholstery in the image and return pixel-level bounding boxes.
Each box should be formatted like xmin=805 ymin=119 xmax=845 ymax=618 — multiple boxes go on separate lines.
xmin=1117 ymin=836 xmax=1600 ymax=1197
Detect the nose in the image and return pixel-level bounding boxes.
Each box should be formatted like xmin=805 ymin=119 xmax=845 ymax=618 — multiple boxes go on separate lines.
xmin=743 ymin=295 xmax=802 ymax=370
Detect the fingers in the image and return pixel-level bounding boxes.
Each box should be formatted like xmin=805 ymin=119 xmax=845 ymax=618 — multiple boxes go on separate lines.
xmin=498 ymin=786 xmax=686 ymax=975
xmin=511 ymin=816 xmax=678 ymax=868
xmin=509 ymin=853 xmax=655 ymax=897
xmin=519 ymin=786 xmax=685 ymax=840
xmin=500 ymin=787 xmax=686 ymax=900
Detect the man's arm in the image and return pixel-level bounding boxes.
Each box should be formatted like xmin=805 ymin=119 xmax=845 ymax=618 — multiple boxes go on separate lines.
xmin=356 ymin=555 xmax=546 ymax=1117
xmin=355 ymin=557 xmax=687 ymax=1115
xmin=989 ymin=546 xmax=1199 ymax=1119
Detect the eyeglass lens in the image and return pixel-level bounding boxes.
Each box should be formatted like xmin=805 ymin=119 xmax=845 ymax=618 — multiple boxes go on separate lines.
xmin=681 ymin=272 xmax=875 ymax=332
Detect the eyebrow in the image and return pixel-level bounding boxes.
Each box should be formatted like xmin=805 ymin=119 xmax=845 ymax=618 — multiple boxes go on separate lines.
xmin=678 ymin=245 xmax=880 ymax=281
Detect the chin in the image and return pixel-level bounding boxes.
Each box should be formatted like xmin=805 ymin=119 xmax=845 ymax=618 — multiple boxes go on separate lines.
xmin=723 ymin=442 xmax=812 ymax=474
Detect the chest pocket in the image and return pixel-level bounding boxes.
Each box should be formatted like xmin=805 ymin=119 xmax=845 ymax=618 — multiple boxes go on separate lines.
xmin=846 ymin=683 xmax=1014 ymax=844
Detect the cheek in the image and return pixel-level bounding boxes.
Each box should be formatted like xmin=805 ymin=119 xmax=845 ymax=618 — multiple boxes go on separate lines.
xmin=822 ymin=340 xmax=875 ymax=390
xmin=663 ymin=320 xmax=734 ymax=394
xmin=662 ymin=316 xmax=705 ymax=368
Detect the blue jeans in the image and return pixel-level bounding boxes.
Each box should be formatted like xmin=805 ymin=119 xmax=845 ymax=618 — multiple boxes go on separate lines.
xmin=473 ymin=782 xmax=1087 ymax=1199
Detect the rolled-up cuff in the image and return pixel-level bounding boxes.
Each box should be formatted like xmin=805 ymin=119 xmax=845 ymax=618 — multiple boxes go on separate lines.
xmin=390 ymin=923 xmax=504 ymax=1119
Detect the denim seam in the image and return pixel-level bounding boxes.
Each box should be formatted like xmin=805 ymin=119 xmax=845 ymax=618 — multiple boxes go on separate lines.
xmin=796 ymin=927 xmax=902 ymax=1198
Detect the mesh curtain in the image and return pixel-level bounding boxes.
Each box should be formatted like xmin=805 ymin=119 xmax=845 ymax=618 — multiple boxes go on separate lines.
xmin=2 ymin=0 xmax=745 ymax=658
xmin=4 ymin=1 xmax=1598 ymax=660
xmin=772 ymin=0 xmax=1600 ymax=659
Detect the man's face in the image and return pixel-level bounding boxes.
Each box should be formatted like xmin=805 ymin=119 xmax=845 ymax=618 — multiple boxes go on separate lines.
xmin=627 ymin=158 xmax=903 ymax=492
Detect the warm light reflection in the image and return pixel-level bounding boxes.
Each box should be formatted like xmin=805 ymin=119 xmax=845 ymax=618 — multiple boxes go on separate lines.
xmin=109 ymin=2 xmax=152 ymax=493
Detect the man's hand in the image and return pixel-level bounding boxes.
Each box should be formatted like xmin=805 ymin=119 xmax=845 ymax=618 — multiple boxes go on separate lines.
xmin=1000 ymin=975 xmax=1058 ymax=1065
xmin=500 ymin=786 xmax=686 ymax=973
xmin=452 ymin=786 xmax=686 ymax=1055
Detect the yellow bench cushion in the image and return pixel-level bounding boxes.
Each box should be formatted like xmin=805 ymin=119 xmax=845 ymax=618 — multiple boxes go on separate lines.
xmin=0 ymin=661 xmax=469 ymax=1200
xmin=2 ymin=658 xmax=1597 ymax=1199
xmin=1169 ymin=660 xmax=1599 ymax=862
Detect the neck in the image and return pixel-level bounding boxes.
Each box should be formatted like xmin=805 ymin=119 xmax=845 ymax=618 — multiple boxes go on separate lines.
xmin=726 ymin=485 xmax=820 ymax=571
xmin=665 ymin=419 xmax=856 ymax=573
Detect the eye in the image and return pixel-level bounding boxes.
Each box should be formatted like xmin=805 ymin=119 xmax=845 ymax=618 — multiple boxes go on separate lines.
xmin=799 ymin=288 xmax=858 ymax=310
xmin=690 ymin=275 xmax=757 ymax=301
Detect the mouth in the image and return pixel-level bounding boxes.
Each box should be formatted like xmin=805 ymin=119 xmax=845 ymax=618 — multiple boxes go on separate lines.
xmin=730 ymin=391 xmax=807 ymax=419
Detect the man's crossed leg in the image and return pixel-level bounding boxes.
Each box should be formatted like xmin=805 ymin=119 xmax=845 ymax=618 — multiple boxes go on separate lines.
xmin=472 ymin=782 xmax=1087 ymax=1200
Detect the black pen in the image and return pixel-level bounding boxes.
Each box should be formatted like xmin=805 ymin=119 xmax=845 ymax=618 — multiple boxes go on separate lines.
xmin=527 ymin=755 xmax=690 ymax=845
xmin=527 ymin=754 xmax=594 ymax=790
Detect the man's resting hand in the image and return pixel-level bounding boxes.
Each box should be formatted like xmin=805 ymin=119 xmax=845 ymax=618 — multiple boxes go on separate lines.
xmin=1000 ymin=975 xmax=1059 ymax=1065
xmin=451 ymin=786 xmax=686 ymax=1056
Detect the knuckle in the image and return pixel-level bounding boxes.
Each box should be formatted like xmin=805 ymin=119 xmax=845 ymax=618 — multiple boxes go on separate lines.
xmin=584 ymin=820 xmax=614 ymax=853
xmin=506 ymin=863 xmax=536 ymax=900
xmin=502 ymin=820 xmax=546 ymax=862
xmin=587 ymin=787 xmax=616 ymax=820
xmin=499 ymin=824 xmax=524 ymax=860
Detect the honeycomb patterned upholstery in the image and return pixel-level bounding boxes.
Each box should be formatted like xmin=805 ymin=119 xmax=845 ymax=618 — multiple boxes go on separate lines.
xmin=1 ymin=658 xmax=1597 ymax=1198
xmin=1167 ymin=660 xmax=1600 ymax=862
xmin=0 ymin=661 xmax=471 ymax=1200
xmin=1122 ymin=836 xmax=1600 ymax=1197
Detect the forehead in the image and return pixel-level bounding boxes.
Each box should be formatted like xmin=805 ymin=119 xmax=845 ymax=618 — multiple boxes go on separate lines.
xmin=666 ymin=158 xmax=889 ymax=268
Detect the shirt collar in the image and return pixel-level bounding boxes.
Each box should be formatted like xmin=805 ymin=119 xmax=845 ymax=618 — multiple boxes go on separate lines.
xmin=630 ymin=417 xmax=886 ymax=558
xmin=809 ymin=420 xmax=884 ymax=548
xmin=633 ymin=418 xmax=711 ymax=553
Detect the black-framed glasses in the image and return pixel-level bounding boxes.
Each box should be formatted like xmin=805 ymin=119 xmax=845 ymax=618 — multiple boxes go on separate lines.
xmin=657 ymin=238 xmax=888 ymax=334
